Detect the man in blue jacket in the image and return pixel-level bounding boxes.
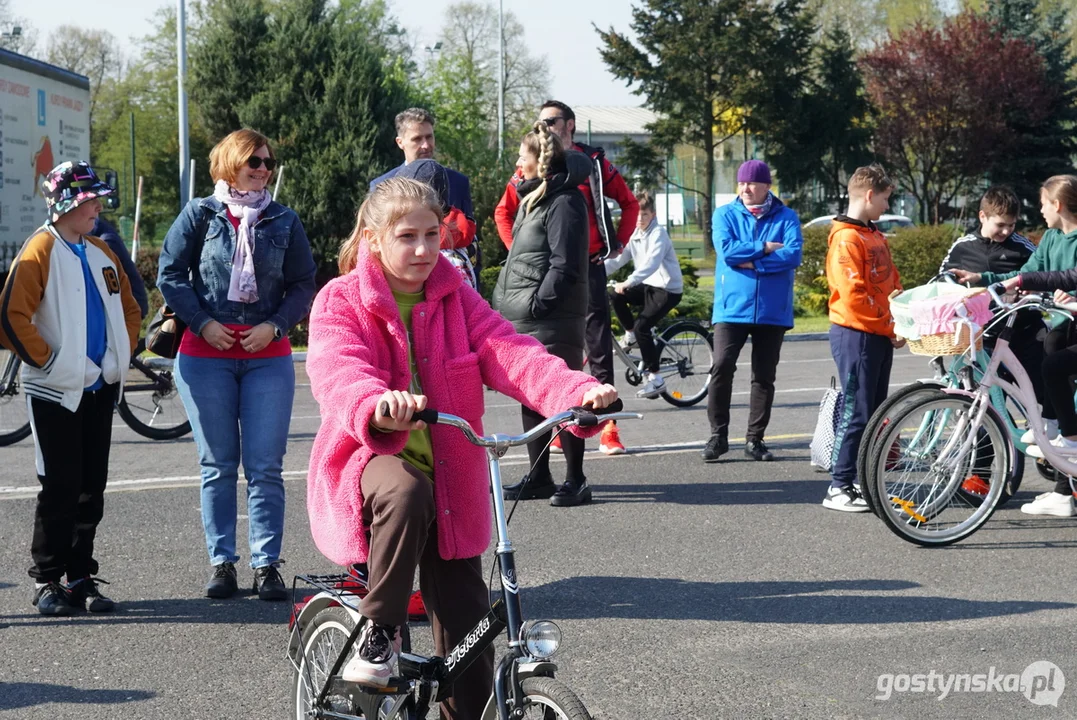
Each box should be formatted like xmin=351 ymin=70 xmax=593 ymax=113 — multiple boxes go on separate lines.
xmin=703 ymin=160 xmax=803 ymax=463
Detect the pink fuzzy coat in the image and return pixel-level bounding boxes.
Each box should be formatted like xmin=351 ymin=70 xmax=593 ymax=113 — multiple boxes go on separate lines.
xmin=306 ymin=241 xmax=601 ymax=565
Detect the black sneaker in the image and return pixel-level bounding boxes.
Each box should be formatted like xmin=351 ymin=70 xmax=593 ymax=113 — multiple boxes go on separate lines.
xmin=503 ymin=473 xmax=557 ymax=501
xmin=744 ymin=440 xmax=774 ymax=461
xmin=32 ymin=581 xmax=74 ymax=616
xmin=550 ymin=478 xmax=592 ymax=507
xmin=701 ymin=435 xmax=728 ymax=463
xmin=67 ymin=577 xmax=116 ymax=613
xmin=253 ymin=564 xmax=287 ymax=601
xmin=206 ymin=562 xmax=238 ymax=599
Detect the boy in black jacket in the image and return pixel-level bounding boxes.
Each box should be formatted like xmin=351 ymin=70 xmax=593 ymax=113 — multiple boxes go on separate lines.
xmin=940 ymin=185 xmax=1047 ymax=430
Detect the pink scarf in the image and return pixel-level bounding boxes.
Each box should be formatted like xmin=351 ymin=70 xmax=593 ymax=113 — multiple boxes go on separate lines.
xmin=214 ymin=179 xmax=271 ymax=303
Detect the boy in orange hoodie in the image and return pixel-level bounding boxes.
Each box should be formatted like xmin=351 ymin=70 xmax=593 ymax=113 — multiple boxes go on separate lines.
xmin=824 ymin=164 xmax=904 ymax=512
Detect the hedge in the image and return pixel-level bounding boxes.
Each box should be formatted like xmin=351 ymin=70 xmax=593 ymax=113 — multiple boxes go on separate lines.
xmin=794 ymin=223 xmax=962 ymax=316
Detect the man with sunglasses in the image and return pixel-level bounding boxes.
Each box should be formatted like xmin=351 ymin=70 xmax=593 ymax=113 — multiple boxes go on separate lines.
xmin=369 ymin=108 xmax=480 ymax=272
xmin=494 ymin=100 xmax=639 ymax=458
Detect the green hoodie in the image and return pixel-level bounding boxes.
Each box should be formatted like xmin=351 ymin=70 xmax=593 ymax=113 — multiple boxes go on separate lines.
xmin=980 ymin=227 xmax=1077 ymax=285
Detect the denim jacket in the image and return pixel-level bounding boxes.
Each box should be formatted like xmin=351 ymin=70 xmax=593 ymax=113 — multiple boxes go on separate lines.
xmin=157 ymin=196 xmax=317 ymax=336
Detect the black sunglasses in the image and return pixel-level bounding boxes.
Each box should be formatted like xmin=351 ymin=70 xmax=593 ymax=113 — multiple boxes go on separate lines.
xmin=541 ymin=116 xmax=565 ymax=127
xmin=247 ymin=156 xmax=277 ymax=172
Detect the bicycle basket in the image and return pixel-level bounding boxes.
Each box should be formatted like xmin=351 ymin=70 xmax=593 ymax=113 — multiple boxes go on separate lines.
xmin=891 ymin=284 xmax=991 ymax=356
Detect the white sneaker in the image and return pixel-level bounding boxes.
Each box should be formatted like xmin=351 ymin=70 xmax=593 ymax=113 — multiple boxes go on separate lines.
xmin=621 ymin=331 xmax=637 ymax=347
xmin=1026 ymin=435 xmax=1077 ymax=459
xmin=636 ymin=373 xmax=665 ymax=399
xmin=822 ymin=485 xmax=871 ymax=513
xmin=341 ymin=622 xmax=398 ymax=686
xmin=1020 ymin=491 xmax=1076 ymax=517
xmin=1021 ymin=418 xmax=1060 ymax=444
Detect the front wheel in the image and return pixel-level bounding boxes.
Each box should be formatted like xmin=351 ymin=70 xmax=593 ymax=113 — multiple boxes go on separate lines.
xmin=656 ymin=322 xmax=713 ymax=407
xmin=870 ymin=394 xmax=1009 ymax=546
xmin=508 ymin=677 xmax=593 ymax=720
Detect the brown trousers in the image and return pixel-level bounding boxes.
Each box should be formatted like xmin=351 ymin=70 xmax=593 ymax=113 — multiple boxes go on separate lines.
xmin=360 ymin=455 xmax=495 ymax=720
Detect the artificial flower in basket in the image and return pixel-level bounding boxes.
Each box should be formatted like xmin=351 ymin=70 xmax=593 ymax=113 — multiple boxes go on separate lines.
xmin=890 ymin=284 xmax=993 ymax=356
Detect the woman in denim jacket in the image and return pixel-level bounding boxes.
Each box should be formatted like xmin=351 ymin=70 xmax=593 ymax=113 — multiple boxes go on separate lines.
xmin=158 ymin=129 xmax=316 ymax=600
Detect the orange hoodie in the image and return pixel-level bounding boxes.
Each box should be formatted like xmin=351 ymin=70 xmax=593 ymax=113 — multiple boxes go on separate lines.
xmin=826 ymin=217 xmax=902 ymax=337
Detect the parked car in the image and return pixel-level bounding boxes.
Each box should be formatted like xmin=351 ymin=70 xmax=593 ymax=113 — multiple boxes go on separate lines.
xmin=803 ymin=214 xmax=915 ymax=236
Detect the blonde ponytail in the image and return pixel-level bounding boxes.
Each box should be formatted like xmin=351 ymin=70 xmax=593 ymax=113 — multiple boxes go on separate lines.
xmin=521 ymin=121 xmax=565 ymax=215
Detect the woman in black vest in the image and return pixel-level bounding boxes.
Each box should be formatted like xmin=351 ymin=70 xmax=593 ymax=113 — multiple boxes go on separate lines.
xmin=493 ymin=122 xmax=601 ymax=507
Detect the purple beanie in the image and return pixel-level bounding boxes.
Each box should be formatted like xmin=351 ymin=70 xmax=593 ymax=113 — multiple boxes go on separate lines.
xmin=737 ymin=159 xmax=772 ymax=184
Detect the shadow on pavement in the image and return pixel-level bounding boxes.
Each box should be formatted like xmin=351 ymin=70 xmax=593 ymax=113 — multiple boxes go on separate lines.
xmin=0 ymin=682 xmax=154 ymax=710
xmin=524 ymin=576 xmax=1074 ymax=624
xmin=595 ymin=477 xmax=831 ymax=505
xmin=0 ymin=595 xmax=297 ymax=628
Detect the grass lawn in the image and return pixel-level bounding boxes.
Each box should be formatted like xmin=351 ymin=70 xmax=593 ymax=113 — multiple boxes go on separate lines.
xmin=791 ymin=315 xmax=831 ymax=334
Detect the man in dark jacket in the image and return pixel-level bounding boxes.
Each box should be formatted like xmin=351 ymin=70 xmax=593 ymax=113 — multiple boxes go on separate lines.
xmin=369 ymin=108 xmax=481 ymax=273
xmin=92 ymin=216 xmax=148 ymax=318
xmin=494 ymin=100 xmax=639 ymax=455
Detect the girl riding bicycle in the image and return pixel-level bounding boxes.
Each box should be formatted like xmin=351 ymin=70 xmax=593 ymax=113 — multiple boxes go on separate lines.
xmin=305 ymin=177 xmax=616 ymax=717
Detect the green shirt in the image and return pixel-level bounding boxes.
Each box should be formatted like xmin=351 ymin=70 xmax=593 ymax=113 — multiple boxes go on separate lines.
xmin=392 ymin=289 xmax=435 ymax=480
xmin=981 ymin=228 xmax=1077 ymax=285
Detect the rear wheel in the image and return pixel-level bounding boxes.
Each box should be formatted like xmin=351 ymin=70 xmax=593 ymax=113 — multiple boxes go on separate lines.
xmin=656 ymin=322 xmax=712 ymax=407
xmin=293 ymin=607 xmax=361 ymax=719
xmin=115 ymin=357 xmax=191 ymax=440
xmin=0 ymin=349 xmax=31 ymax=446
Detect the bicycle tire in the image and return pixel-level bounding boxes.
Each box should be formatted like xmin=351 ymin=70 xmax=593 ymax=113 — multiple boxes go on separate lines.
xmin=116 ymin=360 xmax=192 ymax=440
xmin=870 ymin=393 xmax=1009 ymax=546
xmin=0 ymin=350 xmax=31 ymax=446
xmin=857 ymin=381 xmax=947 ymax=515
xmin=293 ymin=607 xmax=364 ymax=719
xmin=482 ymin=676 xmax=593 ymax=720
xmin=656 ymin=322 xmax=712 ymax=408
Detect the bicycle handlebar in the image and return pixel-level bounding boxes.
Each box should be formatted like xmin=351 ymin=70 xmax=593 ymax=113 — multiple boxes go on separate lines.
xmin=379 ymin=399 xmax=641 ymax=449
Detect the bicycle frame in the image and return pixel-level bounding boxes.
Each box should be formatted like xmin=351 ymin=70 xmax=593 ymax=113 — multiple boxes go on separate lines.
xmin=290 ymin=406 xmax=642 ymax=720
xmin=938 ymin=290 xmax=1077 ymax=488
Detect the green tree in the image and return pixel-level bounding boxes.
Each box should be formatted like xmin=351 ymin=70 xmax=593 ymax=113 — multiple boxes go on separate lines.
xmin=761 ymin=24 xmax=873 ymax=213
xmin=82 ymin=8 xmax=214 ymax=245
xmin=981 ymin=0 xmax=1077 ymax=220
xmin=0 ymin=0 xmax=38 ymax=55
xmin=45 ymin=26 xmax=123 ymax=127
xmin=189 ymin=0 xmax=415 ymax=283
xmin=420 ymin=1 xmax=549 ymax=267
xmin=597 ymin=0 xmax=818 ymax=252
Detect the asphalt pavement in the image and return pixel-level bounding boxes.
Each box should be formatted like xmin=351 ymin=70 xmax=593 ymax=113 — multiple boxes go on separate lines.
xmin=2 ymin=340 xmax=1076 ymax=719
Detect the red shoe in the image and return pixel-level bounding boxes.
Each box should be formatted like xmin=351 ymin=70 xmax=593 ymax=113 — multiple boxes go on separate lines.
xmin=599 ymin=422 xmax=626 ymax=455
xmin=407 ymin=590 xmax=427 ymax=622
xmin=961 ymin=475 xmax=990 ymax=496
xmin=549 ymin=433 xmax=563 ymax=454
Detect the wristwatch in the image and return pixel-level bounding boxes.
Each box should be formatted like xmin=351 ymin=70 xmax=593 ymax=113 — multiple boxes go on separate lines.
xmin=273 ymin=326 xmax=283 ymax=340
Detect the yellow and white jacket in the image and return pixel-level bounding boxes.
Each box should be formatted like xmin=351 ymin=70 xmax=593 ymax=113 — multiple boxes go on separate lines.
xmin=0 ymin=226 xmax=142 ymax=411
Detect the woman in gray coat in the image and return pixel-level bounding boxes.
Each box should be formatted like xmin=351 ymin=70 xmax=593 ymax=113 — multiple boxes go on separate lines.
xmin=493 ymin=121 xmax=597 ymax=507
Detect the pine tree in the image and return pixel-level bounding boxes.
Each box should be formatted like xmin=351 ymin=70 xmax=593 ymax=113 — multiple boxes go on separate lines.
xmin=982 ymin=0 xmax=1077 ymax=220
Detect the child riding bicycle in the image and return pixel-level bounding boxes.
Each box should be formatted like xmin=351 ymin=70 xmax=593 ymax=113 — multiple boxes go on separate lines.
xmin=304 ymin=177 xmax=616 ymax=717
xmin=604 ymin=190 xmax=684 ymax=399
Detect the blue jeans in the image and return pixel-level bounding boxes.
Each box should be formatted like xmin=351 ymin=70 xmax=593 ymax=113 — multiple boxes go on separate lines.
xmin=175 ymin=354 xmax=295 ymax=568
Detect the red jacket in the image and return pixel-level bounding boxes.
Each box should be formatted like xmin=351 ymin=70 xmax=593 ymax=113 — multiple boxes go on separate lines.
xmin=494 ymin=144 xmax=639 ymax=255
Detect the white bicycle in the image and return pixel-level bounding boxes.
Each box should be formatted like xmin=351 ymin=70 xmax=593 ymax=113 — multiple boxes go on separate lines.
xmin=866 ymin=285 xmax=1076 ymax=545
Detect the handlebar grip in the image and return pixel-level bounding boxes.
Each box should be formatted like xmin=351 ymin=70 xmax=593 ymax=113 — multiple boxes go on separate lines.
xmin=379 ymin=402 xmax=439 ymax=425
xmin=571 ymin=399 xmax=625 ymax=427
